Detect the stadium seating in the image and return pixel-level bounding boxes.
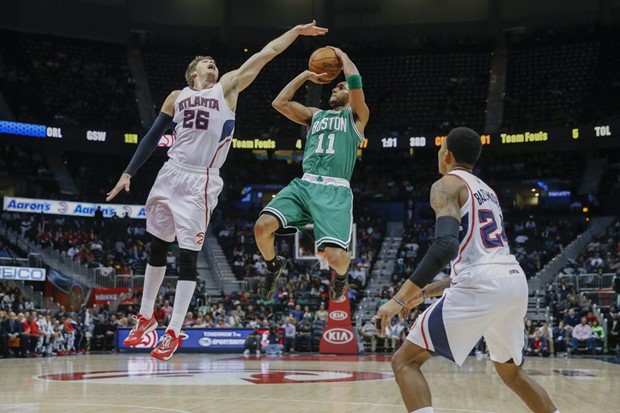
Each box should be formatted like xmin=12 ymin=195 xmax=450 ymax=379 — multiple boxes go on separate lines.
xmin=0 ymin=30 xmax=140 ymax=129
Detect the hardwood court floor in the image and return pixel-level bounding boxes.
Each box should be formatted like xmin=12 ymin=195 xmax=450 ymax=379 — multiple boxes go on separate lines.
xmin=0 ymin=353 xmax=617 ymax=412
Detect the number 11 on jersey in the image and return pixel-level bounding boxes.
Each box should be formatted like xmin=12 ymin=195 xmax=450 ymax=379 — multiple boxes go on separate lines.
xmin=315 ymin=133 xmax=336 ymax=154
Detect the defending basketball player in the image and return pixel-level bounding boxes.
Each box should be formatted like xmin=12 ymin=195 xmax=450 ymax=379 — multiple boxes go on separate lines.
xmin=106 ymin=21 xmax=328 ymax=361
xmin=254 ymin=46 xmax=369 ymax=303
xmin=376 ymin=127 xmax=560 ymax=413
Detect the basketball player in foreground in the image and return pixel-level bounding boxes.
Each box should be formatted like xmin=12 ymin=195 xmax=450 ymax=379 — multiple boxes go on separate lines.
xmin=376 ymin=127 xmax=559 ymax=413
xmin=106 ymin=21 xmax=327 ymax=361
xmin=254 ymin=47 xmax=369 ymax=302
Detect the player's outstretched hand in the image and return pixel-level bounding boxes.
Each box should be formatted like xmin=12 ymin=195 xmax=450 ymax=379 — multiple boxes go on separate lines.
xmin=106 ymin=172 xmax=131 ymax=202
xmin=325 ymin=46 xmax=346 ymax=58
xmin=375 ymin=299 xmax=402 ymax=337
xmin=295 ymin=20 xmax=328 ymax=37
xmin=304 ymin=70 xmax=331 ymax=84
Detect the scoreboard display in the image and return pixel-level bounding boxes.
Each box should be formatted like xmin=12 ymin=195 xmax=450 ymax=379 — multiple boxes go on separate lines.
xmin=0 ymin=118 xmax=618 ymax=152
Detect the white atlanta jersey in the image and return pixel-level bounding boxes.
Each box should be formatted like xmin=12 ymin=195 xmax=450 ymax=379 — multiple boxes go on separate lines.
xmin=448 ymin=169 xmax=518 ymax=277
xmin=145 ymin=83 xmax=233 ymax=250
xmin=169 ymin=84 xmax=236 ymax=169
xmin=406 ymin=169 xmax=527 ymax=366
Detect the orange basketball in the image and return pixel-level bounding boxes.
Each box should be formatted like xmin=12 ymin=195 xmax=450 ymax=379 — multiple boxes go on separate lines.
xmin=308 ymin=47 xmax=343 ymax=81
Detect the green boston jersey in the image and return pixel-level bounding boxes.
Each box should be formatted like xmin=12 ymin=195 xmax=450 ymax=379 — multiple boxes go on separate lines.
xmin=302 ymin=107 xmax=364 ymax=181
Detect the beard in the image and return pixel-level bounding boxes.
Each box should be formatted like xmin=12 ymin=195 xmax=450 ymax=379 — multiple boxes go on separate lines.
xmin=329 ymin=97 xmax=346 ymax=108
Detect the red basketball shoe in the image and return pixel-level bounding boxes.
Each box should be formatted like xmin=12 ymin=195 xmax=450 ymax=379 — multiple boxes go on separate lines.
xmin=151 ymin=330 xmax=181 ymax=361
xmin=123 ymin=314 xmax=157 ymax=347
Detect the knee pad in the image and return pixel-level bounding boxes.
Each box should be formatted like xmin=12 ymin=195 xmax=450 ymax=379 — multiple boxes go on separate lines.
xmin=148 ymin=236 xmax=170 ymax=267
xmin=178 ymin=249 xmax=198 ymax=281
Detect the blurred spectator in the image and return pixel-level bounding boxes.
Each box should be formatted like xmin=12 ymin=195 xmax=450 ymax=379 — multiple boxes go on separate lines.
xmin=571 ymin=317 xmax=591 ymax=353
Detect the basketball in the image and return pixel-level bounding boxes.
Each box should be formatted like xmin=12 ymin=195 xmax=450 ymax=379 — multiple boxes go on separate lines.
xmin=308 ymin=47 xmax=343 ymax=81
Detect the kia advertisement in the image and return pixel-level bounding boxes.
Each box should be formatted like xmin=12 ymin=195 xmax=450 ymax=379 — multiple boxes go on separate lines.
xmin=320 ymin=276 xmax=359 ymax=354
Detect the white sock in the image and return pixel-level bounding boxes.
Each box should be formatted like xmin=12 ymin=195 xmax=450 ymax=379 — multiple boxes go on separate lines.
xmin=553 ymin=410 xmax=560 ymax=413
xmin=139 ymin=264 xmax=166 ymax=319
xmin=410 ymin=408 xmax=433 ymax=413
xmin=167 ymin=280 xmax=196 ymax=335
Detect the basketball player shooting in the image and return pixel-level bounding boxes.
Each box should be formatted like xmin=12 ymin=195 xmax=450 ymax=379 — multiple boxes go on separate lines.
xmin=254 ymin=47 xmax=369 ymax=303
xmin=375 ymin=127 xmax=559 ymax=413
xmin=106 ymin=20 xmax=328 ymax=361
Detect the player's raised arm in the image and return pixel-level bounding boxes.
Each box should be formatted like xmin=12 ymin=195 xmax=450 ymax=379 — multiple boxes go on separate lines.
xmin=219 ymin=20 xmax=327 ymax=100
xmin=375 ymin=175 xmax=462 ymax=335
xmin=106 ymin=90 xmax=180 ymax=202
xmin=327 ymin=47 xmax=369 ymax=131
xmin=272 ymin=71 xmax=327 ymax=126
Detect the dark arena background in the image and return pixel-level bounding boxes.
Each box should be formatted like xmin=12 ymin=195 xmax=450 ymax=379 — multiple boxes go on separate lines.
xmin=0 ymin=1 xmax=619 ymax=412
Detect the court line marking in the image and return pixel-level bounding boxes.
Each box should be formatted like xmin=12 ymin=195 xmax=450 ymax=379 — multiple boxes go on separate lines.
xmin=2 ymin=395 xmax=495 ymax=413
xmin=151 ymin=396 xmax=496 ymax=413
xmin=0 ymin=404 xmax=190 ymax=413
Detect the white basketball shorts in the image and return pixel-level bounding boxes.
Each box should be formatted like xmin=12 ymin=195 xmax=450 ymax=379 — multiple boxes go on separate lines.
xmin=407 ymin=264 xmax=528 ymax=366
xmin=145 ymin=158 xmax=223 ymax=251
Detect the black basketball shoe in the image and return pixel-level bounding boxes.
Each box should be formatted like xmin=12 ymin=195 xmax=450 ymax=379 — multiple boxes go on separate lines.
xmin=259 ymin=256 xmax=287 ymax=301
xmin=329 ymin=273 xmax=348 ymax=302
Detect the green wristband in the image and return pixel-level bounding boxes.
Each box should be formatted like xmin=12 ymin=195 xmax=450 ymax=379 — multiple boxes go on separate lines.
xmin=347 ymin=74 xmax=362 ymax=90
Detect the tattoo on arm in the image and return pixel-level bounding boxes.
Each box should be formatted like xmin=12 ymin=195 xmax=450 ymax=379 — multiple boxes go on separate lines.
xmin=423 ymin=277 xmax=452 ymax=298
xmin=430 ymin=178 xmax=461 ymax=221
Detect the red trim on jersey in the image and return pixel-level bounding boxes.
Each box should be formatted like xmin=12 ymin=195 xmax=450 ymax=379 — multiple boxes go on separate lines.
xmin=204 ymin=168 xmax=210 ymax=230
xmin=208 ymin=137 xmax=232 ymax=168
xmin=448 ymin=172 xmax=476 ymax=275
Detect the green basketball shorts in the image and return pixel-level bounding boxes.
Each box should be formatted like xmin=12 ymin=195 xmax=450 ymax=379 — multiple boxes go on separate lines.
xmin=261 ymin=174 xmax=353 ymax=250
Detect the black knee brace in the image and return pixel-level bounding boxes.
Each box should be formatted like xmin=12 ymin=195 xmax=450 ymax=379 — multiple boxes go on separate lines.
xmin=178 ymin=249 xmax=198 ymax=281
xmin=148 ymin=236 xmax=170 ymax=267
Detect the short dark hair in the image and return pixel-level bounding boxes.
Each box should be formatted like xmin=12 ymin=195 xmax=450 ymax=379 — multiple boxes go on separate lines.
xmin=446 ymin=127 xmax=482 ymax=165
xmin=185 ymin=55 xmax=214 ymax=87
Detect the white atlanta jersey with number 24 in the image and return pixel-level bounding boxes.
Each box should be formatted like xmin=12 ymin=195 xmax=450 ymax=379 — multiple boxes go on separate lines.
xmin=448 ymin=169 xmax=519 ymax=277
xmin=406 ymin=169 xmax=527 ymax=367
xmin=169 ymin=84 xmax=236 ymax=169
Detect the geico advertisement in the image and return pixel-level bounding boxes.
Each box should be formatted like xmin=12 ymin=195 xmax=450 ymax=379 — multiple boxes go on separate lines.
xmin=0 ymin=266 xmax=46 ymax=281
xmin=3 ymin=197 xmax=146 ymax=219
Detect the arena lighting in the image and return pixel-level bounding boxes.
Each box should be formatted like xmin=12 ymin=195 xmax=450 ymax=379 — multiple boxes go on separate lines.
xmin=582 ymin=207 xmax=589 ymax=213
xmin=531 ymin=188 xmax=536 ymax=192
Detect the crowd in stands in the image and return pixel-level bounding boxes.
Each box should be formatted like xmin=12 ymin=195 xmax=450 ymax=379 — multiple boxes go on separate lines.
xmin=1 ymin=281 xmax=119 ymax=358
xmin=0 ymin=211 xmax=161 ymax=278
xmin=0 ymin=30 xmax=139 ymax=130
xmin=534 ymin=221 xmax=620 ymax=356
xmin=1 ymin=26 xmax=619 ymax=139
xmin=504 ymin=25 xmax=620 ymax=128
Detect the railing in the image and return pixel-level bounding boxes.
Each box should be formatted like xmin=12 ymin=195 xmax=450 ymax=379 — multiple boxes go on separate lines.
xmin=576 ymin=273 xmax=615 ymax=290
xmin=0 ymin=222 xmax=38 ymax=256
xmin=576 ymin=273 xmax=616 ymax=308
xmin=528 ymin=216 xmax=616 ymax=292
xmin=581 ymin=291 xmax=617 ymax=307
xmin=90 ymin=269 xmax=179 ymax=289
